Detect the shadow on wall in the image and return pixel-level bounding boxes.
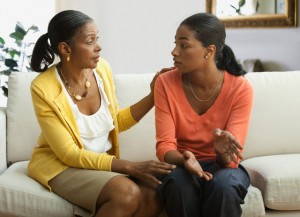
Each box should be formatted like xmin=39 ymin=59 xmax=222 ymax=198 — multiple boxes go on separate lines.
xmin=263 ymin=61 xmax=290 ymax=72
xmin=239 ymin=59 xmax=264 ymax=72
xmin=239 ymin=59 xmax=290 ymax=72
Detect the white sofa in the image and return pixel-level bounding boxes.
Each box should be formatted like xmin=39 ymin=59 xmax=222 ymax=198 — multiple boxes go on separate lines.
xmin=1 ymin=71 xmax=300 ymax=217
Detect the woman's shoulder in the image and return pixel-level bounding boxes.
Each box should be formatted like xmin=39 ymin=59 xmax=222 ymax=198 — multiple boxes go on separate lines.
xmin=225 ymin=71 xmax=254 ymax=99
xmin=159 ymin=68 xmax=181 ymax=83
xmin=226 ymin=71 xmax=252 ymax=88
xmin=32 ymin=65 xmax=57 ymax=86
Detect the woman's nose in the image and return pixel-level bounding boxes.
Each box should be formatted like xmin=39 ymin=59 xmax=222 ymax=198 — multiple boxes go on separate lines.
xmin=96 ymin=42 xmax=102 ymax=52
xmin=171 ymin=47 xmax=178 ymax=56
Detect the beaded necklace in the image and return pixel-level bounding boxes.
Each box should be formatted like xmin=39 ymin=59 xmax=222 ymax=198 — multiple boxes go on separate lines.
xmin=58 ymin=66 xmax=91 ymax=101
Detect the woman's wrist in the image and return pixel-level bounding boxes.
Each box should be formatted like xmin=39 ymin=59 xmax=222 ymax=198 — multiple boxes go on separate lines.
xmin=215 ymin=152 xmax=230 ymax=166
xmin=111 ymin=158 xmax=132 ymax=174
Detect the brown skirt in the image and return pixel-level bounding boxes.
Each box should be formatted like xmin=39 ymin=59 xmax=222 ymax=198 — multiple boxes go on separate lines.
xmin=49 ymin=168 xmax=122 ymax=217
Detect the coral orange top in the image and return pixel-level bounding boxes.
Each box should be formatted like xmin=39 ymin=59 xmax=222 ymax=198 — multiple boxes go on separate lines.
xmin=154 ymin=69 xmax=254 ymax=168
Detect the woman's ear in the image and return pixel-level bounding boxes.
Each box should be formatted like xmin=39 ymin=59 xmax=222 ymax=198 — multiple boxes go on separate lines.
xmin=205 ymin=45 xmax=216 ymax=59
xmin=58 ymin=42 xmax=71 ymax=62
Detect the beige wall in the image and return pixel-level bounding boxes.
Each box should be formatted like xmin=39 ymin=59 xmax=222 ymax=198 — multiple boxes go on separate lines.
xmin=56 ymin=0 xmax=300 ymax=73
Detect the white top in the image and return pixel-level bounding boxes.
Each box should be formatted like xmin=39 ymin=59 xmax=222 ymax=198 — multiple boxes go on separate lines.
xmin=56 ymin=69 xmax=115 ymax=153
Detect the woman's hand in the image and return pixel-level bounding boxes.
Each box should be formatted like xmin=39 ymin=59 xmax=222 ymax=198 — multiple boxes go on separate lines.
xmin=183 ymin=151 xmax=213 ymax=181
xmin=129 ymin=66 xmax=175 ymax=122
xmin=150 ymin=67 xmax=175 ymax=95
xmin=125 ymin=160 xmax=176 ymax=188
xmin=213 ymin=128 xmax=244 ymax=165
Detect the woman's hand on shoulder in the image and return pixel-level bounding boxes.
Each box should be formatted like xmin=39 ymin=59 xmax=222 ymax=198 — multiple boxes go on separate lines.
xmin=150 ymin=66 xmax=175 ymax=94
xmin=183 ymin=151 xmax=213 ymax=181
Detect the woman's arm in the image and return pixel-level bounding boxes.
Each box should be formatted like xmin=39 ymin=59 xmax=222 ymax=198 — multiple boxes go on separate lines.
xmin=213 ymin=79 xmax=254 ymax=168
xmin=130 ymin=67 xmax=175 ymax=122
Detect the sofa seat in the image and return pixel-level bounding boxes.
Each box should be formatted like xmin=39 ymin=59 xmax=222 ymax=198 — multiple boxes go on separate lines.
xmin=242 ymin=154 xmax=300 ymax=211
xmin=0 ymin=161 xmax=265 ymax=217
xmin=0 ymin=161 xmax=88 ymax=217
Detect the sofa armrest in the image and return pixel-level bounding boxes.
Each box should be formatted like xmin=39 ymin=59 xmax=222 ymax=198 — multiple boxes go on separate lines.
xmin=0 ymin=107 xmax=7 ymax=173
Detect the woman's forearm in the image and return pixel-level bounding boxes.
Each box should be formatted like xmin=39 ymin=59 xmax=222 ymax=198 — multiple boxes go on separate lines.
xmin=130 ymin=93 xmax=154 ymax=122
xmin=164 ymin=150 xmax=185 ymax=167
xmin=111 ymin=158 xmax=131 ymax=174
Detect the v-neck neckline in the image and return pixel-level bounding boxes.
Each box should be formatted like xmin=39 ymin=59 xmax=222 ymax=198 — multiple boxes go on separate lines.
xmin=177 ymin=71 xmax=227 ymax=119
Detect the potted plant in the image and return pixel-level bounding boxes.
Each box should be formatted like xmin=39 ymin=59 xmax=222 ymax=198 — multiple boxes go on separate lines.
xmin=0 ymin=21 xmax=39 ymax=96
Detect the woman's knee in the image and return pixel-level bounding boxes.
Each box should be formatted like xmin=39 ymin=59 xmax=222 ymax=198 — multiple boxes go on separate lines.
xmin=159 ymin=167 xmax=199 ymax=199
xmin=97 ymin=176 xmax=142 ymax=210
xmin=205 ymin=168 xmax=249 ymax=199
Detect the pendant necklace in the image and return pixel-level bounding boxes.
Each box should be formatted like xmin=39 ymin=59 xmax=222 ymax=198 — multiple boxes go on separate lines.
xmin=58 ymin=66 xmax=91 ymax=101
xmin=188 ymin=71 xmax=222 ymax=102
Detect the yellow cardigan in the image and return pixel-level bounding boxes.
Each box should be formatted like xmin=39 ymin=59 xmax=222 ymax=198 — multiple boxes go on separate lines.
xmin=28 ymin=58 xmax=137 ymax=190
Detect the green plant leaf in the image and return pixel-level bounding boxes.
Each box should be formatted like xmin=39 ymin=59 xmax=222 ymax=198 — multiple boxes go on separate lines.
xmin=2 ymin=47 xmax=9 ymax=53
xmin=239 ymin=0 xmax=246 ymax=8
xmin=0 ymin=37 xmax=5 ymax=46
xmin=15 ymin=22 xmax=26 ymax=35
xmin=9 ymin=31 xmax=25 ymax=41
xmin=0 ymin=69 xmax=12 ymax=76
xmin=9 ymin=49 xmax=21 ymax=58
xmin=27 ymin=25 xmax=39 ymax=33
xmin=5 ymin=58 xmax=18 ymax=69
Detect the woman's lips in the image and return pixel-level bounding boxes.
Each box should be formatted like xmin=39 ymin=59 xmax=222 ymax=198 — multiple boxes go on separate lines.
xmin=173 ymin=61 xmax=182 ymax=66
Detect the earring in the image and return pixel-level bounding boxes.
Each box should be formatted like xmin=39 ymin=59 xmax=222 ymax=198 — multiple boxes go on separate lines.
xmin=67 ymin=56 xmax=70 ymax=62
xmin=205 ymin=55 xmax=208 ymax=59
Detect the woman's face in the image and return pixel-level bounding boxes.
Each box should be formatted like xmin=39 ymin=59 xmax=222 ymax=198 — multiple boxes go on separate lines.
xmin=69 ymin=21 xmax=101 ymax=69
xmin=171 ymin=25 xmax=208 ymax=73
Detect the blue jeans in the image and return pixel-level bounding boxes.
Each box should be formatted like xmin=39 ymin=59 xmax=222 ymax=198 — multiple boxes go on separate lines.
xmin=157 ymin=161 xmax=250 ymax=217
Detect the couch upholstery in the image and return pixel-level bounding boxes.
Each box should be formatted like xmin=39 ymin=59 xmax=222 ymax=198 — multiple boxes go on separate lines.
xmin=1 ymin=71 xmax=300 ymax=217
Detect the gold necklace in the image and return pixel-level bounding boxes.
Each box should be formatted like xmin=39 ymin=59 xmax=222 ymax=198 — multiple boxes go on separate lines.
xmin=188 ymin=71 xmax=222 ymax=102
xmin=58 ymin=66 xmax=91 ymax=101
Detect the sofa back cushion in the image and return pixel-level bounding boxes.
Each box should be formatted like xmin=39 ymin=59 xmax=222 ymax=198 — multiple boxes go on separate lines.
xmin=113 ymin=73 xmax=157 ymax=161
xmin=7 ymin=72 xmax=40 ymax=164
xmin=243 ymin=71 xmax=300 ymax=159
xmin=6 ymin=71 xmax=300 ymax=164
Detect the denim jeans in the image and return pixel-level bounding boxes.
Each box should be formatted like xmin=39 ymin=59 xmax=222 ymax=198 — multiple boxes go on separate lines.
xmin=157 ymin=161 xmax=250 ymax=217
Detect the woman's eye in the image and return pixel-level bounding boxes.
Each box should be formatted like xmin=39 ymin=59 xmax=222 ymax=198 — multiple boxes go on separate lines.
xmin=87 ymin=37 xmax=99 ymax=45
xmin=181 ymin=44 xmax=188 ymax=48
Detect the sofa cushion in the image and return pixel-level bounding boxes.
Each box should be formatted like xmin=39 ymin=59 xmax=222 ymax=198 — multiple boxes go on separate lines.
xmin=113 ymin=73 xmax=157 ymax=162
xmin=7 ymin=72 xmax=40 ymax=164
xmin=241 ymin=185 xmax=265 ymax=217
xmin=243 ymin=71 xmax=300 ymax=159
xmin=0 ymin=161 xmax=93 ymax=217
xmin=241 ymin=154 xmax=300 ymax=210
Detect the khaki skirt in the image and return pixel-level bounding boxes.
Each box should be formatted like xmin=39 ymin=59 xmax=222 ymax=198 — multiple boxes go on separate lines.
xmin=49 ymin=168 xmax=122 ymax=217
